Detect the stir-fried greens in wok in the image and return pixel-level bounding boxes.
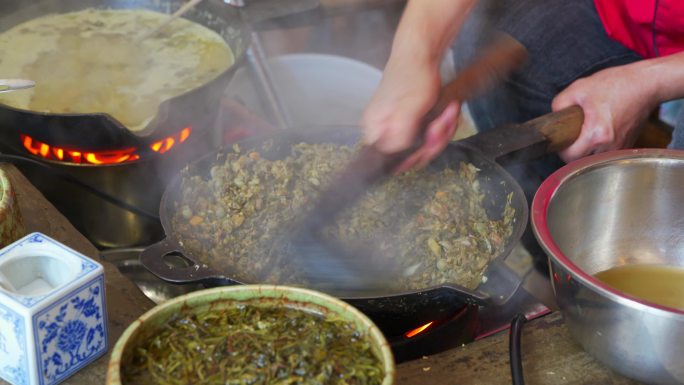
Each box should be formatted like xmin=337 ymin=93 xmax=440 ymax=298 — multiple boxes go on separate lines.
xmin=172 ymin=142 xmax=515 ymax=291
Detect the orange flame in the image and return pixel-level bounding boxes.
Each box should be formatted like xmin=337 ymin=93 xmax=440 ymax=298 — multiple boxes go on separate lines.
xmin=22 ymin=135 xmax=40 ymax=156
xmin=179 ymin=127 xmax=191 ymax=143
xmin=150 ymin=137 xmax=175 ymax=154
xmin=53 ymin=148 xmax=64 ymax=161
xmin=151 ymin=126 xmax=191 ymax=154
xmin=20 ymin=126 xmax=191 ymax=165
xmin=68 ymin=151 xmax=82 ymax=164
xmin=22 ymin=134 xmax=139 ymax=165
xmin=39 ymin=143 xmax=49 ymax=158
xmin=84 ymin=150 xmax=139 ymax=165
xmin=405 ymin=321 xmax=434 ymax=338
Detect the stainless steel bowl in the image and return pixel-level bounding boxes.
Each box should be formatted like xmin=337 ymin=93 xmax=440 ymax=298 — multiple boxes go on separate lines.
xmin=531 ymin=149 xmax=684 ymax=385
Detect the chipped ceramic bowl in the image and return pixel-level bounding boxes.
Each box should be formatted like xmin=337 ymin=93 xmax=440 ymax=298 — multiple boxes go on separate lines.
xmin=0 ymin=167 xmax=24 ymax=248
xmin=0 ymin=232 xmax=107 ymax=385
xmin=106 ymin=285 xmax=395 ymax=385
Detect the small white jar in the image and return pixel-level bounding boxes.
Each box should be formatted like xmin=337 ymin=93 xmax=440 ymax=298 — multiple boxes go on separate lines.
xmin=0 ymin=233 xmax=107 ymax=385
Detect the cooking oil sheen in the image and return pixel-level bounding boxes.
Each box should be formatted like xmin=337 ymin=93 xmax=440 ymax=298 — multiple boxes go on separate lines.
xmin=595 ymin=264 xmax=684 ymax=310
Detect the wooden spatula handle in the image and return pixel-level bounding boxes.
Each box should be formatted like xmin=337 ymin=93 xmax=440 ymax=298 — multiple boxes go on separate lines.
xmin=524 ymin=105 xmax=584 ymax=152
xmin=422 ymin=34 xmax=528 ymax=127
xmin=461 ymin=105 xmax=585 ymax=162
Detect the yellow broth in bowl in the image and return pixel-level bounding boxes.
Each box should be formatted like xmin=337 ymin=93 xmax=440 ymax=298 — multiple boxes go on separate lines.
xmin=595 ymin=264 xmax=684 ymax=310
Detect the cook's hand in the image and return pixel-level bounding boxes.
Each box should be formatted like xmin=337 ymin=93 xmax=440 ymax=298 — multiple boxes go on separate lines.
xmin=552 ymin=64 xmax=657 ymax=162
xmin=362 ymin=62 xmax=460 ymax=173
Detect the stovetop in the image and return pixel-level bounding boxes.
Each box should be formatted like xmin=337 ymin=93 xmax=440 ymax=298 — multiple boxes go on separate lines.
xmin=387 ymin=243 xmax=553 ymax=362
xmin=477 ymin=244 xmax=555 ymax=338
xmin=2 ymin=2 xmax=554 ymax=360
xmin=99 ymin=240 xmax=554 ymax=363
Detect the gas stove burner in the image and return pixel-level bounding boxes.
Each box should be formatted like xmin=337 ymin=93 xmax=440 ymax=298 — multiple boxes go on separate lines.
xmin=20 ymin=126 xmax=193 ymax=165
xmin=389 ymin=305 xmax=479 ymax=363
xmin=0 ymin=108 xmax=221 ymax=249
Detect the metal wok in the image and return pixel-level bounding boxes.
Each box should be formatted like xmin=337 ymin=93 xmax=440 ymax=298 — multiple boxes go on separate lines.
xmin=0 ymin=0 xmax=250 ymax=150
xmin=141 ymin=106 xmax=583 ymax=335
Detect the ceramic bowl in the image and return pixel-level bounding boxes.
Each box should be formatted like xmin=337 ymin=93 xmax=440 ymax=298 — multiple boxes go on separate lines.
xmin=106 ymin=285 xmax=395 ymax=385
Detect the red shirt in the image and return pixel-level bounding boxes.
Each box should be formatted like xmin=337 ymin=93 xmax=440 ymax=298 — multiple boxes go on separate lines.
xmin=594 ymin=0 xmax=684 ymax=58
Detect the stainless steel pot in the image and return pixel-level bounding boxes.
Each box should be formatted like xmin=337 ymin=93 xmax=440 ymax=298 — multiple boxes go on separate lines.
xmin=531 ymin=149 xmax=684 ymax=385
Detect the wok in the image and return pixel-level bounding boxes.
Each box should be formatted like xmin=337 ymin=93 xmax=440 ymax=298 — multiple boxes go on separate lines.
xmin=0 ymin=0 xmax=250 ymax=150
xmin=141 ymin=106 xmax=583 ymax=335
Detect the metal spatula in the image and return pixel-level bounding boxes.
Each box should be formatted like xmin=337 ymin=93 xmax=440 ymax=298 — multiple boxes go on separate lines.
xmin=0 ymin=79 xmax=35 ymax=93
xmin=136 ymin=0 xmax=204 ymax=42
xmin=290 ymin=34 xmax=529 ymax=293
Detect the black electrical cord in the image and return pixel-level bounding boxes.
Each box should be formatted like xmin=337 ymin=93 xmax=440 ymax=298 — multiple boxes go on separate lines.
xmin=0 ymin=154 xmax=160 ymax=222
xmin=509 ymin=313 xmax=527 ymax=385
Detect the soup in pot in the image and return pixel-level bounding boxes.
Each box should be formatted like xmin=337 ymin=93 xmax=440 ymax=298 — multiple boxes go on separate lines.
xmin=0 ymin=9 xmax=234 ymax=131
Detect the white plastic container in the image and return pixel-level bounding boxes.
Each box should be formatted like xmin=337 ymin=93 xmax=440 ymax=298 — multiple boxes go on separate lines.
xmin=0 ymin=233 xmax=107 ymax=385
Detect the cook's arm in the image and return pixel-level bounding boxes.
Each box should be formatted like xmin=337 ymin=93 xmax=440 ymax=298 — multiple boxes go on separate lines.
xmin=362 ymin=0 xmax=477 ymax=171
xmin=553 ymin=51 xmax=684 ymax=161
xmin=650 ymin=51 xmax=684 ymax=101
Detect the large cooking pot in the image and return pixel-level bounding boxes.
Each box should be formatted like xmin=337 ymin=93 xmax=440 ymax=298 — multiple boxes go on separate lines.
xmin=0 ymin=0 xmax=250 ymax=150
xmin=531 ymin=149 xmax=684 ymax=385
xmin=140 ymin=106 xmax=583 ymax=336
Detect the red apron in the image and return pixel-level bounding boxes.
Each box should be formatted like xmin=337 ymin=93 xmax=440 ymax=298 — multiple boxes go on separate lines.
xmin=594 ymin=0 xmax=684 ymax=58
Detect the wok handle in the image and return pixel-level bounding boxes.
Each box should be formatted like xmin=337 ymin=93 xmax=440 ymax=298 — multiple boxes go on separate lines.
xmin=462 ymin=105 xmax=584 ymax=162
xmin=523 ymin=105 xmax=585 ymax=153
xmin=139 ymin=238 xmax=229 ymax=285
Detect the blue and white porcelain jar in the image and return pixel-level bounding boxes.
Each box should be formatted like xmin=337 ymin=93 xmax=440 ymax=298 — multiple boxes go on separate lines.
xmin=0 ymin=233 xmax=107 ymax=385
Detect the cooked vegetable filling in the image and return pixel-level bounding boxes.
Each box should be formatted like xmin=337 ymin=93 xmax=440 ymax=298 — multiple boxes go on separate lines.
xmin=172 ymin=142 xmax=515 ymax=291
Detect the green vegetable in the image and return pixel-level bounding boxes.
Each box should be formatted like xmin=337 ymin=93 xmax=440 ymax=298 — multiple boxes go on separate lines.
xmin=122 ymin=302 xmax=384 ymax=385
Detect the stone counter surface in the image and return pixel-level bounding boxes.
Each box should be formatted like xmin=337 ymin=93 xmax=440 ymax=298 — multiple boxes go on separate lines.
xmin=396 ymin=311 xmax=640 ymax=385
xmin=0 ymin=165 xmax=639 ymax=385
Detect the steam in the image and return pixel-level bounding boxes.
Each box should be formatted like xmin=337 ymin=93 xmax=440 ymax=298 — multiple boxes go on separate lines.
xmin=0 ymin=0 xmax=550 ymax=306
xmin=212 ymin=0 xmax=528 ymax=294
